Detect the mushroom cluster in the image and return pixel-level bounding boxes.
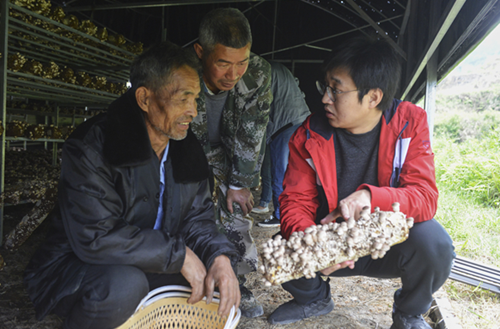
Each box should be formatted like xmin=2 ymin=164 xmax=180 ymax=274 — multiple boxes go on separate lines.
xmin=258 ymin=203 xmax=414 ymax=286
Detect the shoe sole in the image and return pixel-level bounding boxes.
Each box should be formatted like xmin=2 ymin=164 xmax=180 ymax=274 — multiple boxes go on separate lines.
xmin=390 ymin=319 xmax=431 ymax=329
xmin=257 ymin=223 xmax=280 ymax=228
xmin=251 ymin=210 xmax=269 ymax=214
xmin=268 ymin=300 xmax=334 ymax=325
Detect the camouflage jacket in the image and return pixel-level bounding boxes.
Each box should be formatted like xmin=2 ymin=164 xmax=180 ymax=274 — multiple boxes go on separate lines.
xmin=192 ymin=53 xmax=272 ymax=189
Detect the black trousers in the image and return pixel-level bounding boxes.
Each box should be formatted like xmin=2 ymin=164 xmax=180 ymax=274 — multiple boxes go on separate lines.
xmin=282 ymin=219 xmax=455 ymax=315
xmin=52 ymin=265 xmax=189 ymax=329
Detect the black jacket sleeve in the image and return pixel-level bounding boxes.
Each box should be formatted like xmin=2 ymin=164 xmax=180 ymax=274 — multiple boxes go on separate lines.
xmin=178 ymin=177 xmax=239 ymax=271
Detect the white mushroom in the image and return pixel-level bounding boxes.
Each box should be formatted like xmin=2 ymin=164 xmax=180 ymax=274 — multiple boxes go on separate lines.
xmin=347 ymin=217 xmax=356 ymax=229
xmin=303 ymin=233 xmax=314 ymax=246
xmin=379 ymin=212 xmax=387 ymax=224
xmin=317 ymin=230 xmax=327 ymax=242
xmin=304 ymin=227 xmax=314 ymax=234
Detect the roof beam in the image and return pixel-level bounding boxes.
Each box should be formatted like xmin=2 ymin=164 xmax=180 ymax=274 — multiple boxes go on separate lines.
xmin=260 ymin=15 xmax=403 ymax=56
xmin=260 ymin=26 xmax=366 ymax=56
xmin=301 ymin=0 xmax=366 ymax=32
xmin=401 ymin=0 xmax=467 ymax=100
xmin=437 ymin=0 xmax=498 ymax=78
xmin=358 ymin=0 xmax=402 ymax=31
xmin=271 ymin=0 xmax=278 ymax=59
xmin=345 ymin=0 xmax=406 ymax=60
xmin=304 ymin=44 xmax=332 ymax=52
xmin=398 ymin=0 xmax=411 ymax=42
xmin=64 ymin=0 xmax=274 ymax=12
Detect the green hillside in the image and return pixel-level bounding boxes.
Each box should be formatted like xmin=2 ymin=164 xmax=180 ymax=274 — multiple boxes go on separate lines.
xmin=436 ymin=55 xmax=500 ymax=113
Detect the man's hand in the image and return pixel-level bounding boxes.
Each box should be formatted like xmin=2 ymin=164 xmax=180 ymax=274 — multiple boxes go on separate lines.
xmin=320 ymin=260 xmax=355 ymax=276
xmin=320 ymin=189 xmax=372 ymax=224
xmin=227 ymin=188 xmax=254 ymax=216
xmin=180 ymin=247 xmax=207 ymax=305
xmin=205 ymin=255 xmax=240 ymax=316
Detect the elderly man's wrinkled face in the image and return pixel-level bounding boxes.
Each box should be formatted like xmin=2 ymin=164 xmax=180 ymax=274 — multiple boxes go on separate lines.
xmin=195 ymin=43 xmax=251 ymax=94
xmin=145 ymin=65 xmax=200 ymax=141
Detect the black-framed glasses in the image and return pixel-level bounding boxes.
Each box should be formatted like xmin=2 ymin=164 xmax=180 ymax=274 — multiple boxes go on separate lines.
xmin=316 ymin=80 xmax=358 ymax=102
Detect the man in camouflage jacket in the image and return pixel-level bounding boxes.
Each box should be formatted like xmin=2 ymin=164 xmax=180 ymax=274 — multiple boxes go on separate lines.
xmin=192 ymin=8 xmax=272 ymax=318
xmin=192 ymin=53 xmax=271 ymax=197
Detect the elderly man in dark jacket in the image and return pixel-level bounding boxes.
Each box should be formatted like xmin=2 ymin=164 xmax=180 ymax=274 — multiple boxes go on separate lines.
xmin=23 ymin=41 xmax=240 ymax=329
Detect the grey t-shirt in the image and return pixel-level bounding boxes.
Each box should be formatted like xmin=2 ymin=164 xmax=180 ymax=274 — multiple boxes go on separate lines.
xmin=204 ymin=88 xmax=228 ymax=148
xmin=334 ymin=119 xmax=381 ymax=203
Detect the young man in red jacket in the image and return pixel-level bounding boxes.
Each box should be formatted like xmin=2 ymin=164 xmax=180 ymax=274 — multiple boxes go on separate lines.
xmin=267 ymin=37 xmax=455 ymax=329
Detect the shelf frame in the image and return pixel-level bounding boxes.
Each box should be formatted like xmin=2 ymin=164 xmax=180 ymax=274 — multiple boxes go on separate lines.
xmin=1 ymin=0 xmax=8 ymax=245
xmin=1 ymin=1 xmax=136 ymax=245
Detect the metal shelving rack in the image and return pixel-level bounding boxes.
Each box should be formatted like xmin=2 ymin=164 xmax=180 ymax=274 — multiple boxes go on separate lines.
xmin=0 ymin=1 xmax=134 ymax=245
xmin=7 ymin=71 xmax=120 ymax=107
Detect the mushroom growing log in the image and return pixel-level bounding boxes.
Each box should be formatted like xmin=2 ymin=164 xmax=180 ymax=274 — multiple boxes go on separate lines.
xmin=258 ymin=203 xmax=413 ymax=286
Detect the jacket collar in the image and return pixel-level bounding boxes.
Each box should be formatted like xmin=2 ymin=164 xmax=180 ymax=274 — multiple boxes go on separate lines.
xmin=308 ymin=99 xmax=402 ymax=141
xmin=382 ymin=99 xmax=403 ymax=125
xmin=308 ymin=110 xmax=334 ymax=140
xmin=104 ymin=90 xmax=151 ymax=167
xmin=103 ymin=90 xmax=209 ymax=183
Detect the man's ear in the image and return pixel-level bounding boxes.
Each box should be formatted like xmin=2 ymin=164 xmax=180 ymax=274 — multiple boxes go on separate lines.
xmin=194 ymin=43 xmax=204 ymax=60
xmin=135 ymin=86 xmax=151 ymax=113
xmin=368 ymin=88 xmax=384 ymax=109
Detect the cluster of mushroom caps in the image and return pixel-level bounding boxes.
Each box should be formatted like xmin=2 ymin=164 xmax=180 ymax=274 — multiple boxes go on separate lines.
xmin=258 ymin=203 xmax=414 ymax=286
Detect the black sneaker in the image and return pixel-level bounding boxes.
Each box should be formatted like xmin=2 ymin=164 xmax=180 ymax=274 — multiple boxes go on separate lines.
xmin=391 ymin=306 xmax=432 ymax=329
xmin=239 ymin=285 xmax=264 ymax=318
xmin=267 ymin=297 xmax=334 ymax=325
xmin=257 ymin=215 xmax=280 ymax=228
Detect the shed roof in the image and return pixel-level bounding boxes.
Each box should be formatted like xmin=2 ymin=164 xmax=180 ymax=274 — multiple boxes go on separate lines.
xmin=54 ymin=0 xmax=500 ymax=110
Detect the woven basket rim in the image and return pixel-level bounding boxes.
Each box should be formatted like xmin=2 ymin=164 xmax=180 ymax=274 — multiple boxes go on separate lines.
xmin=115 ymin=285 xmax=240 ymax=329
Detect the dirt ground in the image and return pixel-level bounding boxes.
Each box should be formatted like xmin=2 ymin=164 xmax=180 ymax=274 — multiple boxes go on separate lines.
xmin=0 ymin=193 xmax=448 ymax=329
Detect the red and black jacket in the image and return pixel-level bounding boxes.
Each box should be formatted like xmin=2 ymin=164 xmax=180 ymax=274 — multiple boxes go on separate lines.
xmin=279 ymin=99 xmax=438 ymax=239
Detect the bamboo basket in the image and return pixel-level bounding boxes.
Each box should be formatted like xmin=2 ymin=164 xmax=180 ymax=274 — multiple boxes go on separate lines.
xmin=115 ymin=285 xmax=241 ymax=329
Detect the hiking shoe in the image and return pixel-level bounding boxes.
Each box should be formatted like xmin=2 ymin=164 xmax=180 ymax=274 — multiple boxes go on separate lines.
xmin=239 ymin=285 xmax=264 ymax=318
xmin=251 ymin=205 xmax=269 ymax=214
xmin=257 ymin=215 xmax=280 ymax=228
xmin=268 ymin=297 xmax=334 ymax=325
xmin=391 ymin=306 xmax=432 ymax=329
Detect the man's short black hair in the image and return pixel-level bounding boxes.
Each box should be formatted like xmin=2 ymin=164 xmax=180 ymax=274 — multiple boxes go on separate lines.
xmin=324 ymin=36 xmax=401 ymax=111
xmin=129 ymin=41 xmax=201 ymax=92
xmin=198 ymin=8 xmax=252 ymax=54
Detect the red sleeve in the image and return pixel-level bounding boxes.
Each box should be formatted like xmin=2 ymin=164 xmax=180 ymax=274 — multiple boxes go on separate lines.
xmin=358 ymin=108 xmax=438 ymax=223
xmin=279 ymin=127 xmax=319 ymax=239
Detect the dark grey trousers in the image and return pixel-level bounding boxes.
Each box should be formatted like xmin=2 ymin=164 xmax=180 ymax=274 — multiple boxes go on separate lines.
xmin=52 ymin=265 xmax=189 ymax=329
xmin=281 ymin=218 xmax=455 ymax=315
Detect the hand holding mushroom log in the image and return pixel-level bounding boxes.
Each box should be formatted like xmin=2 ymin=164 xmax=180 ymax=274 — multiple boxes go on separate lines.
xmin=319 ymin=259 xmax=355 ymax=276
xmin=321 ymin=189 xmax=372 ymax=224
xmin=258 ymin=203 xmax=414 ymax=286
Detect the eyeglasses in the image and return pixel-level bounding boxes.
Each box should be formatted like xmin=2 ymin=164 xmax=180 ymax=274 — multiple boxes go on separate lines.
xmin=316 ymin=80 xmax=358 ymax=102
